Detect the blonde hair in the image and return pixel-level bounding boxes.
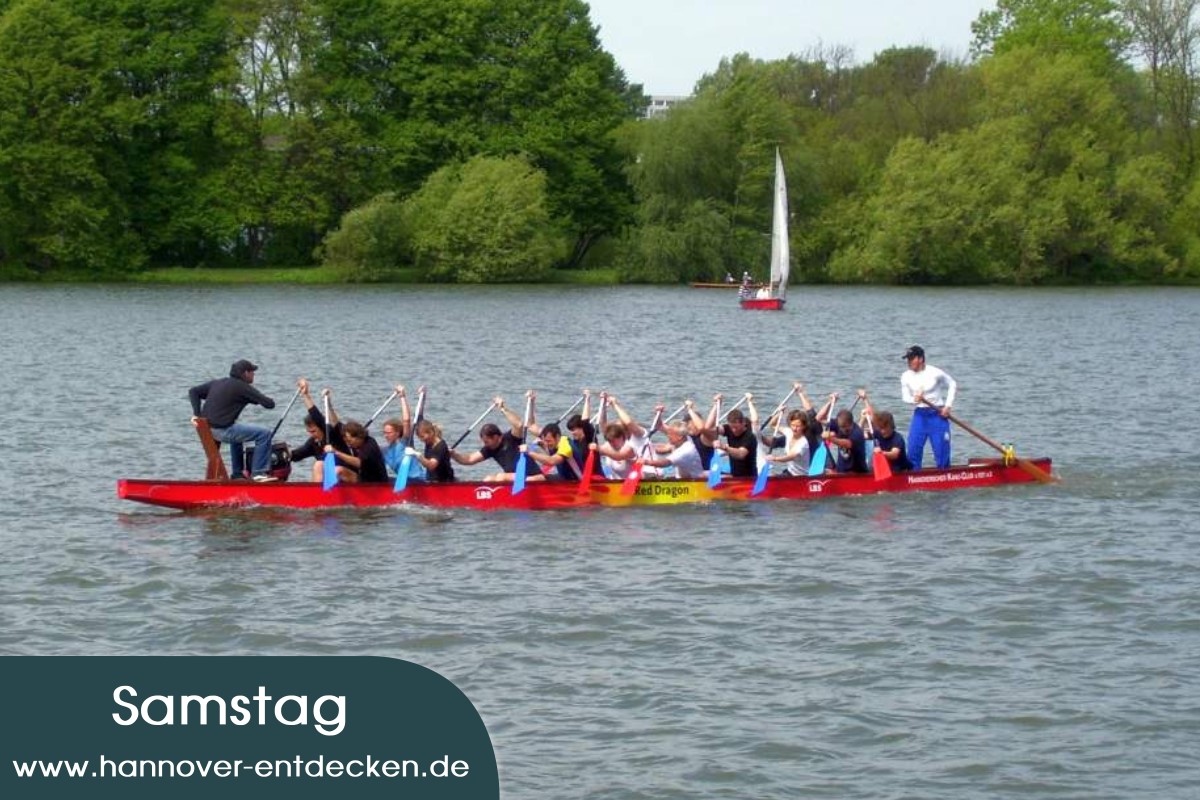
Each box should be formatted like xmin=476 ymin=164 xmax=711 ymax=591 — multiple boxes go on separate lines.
xmin=416 ymin=419 xmax=442 ymax=439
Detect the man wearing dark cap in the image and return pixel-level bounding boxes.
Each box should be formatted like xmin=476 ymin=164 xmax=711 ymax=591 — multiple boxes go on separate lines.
xmin=900 ymin=345 xmax=957 ymax=469
xmin=189 ymin=360 xmax=277 ymax=480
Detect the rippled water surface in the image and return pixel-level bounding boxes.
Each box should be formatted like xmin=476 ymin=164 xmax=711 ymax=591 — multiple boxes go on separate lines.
xmin=1 ymin=284 xmax=1197 ymax=798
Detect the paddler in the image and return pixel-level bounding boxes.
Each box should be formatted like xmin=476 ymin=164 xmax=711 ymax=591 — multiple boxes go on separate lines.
xmin=188 ymin=359 xmax=277 ymax=481
xmin=287 ymin=380 xmax=351 ymax=482
xmin=640 ymin=421 xmax=706 ymax=480
xmin=449 ymin=394 xmax=543 ymax=483
xmin=713 ymin=394 xmax=758 ymax=478
xmin=522 ymin=392 xmax=584 ymax=481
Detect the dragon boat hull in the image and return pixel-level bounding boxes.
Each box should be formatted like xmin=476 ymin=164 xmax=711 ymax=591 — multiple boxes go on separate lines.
xmin=117 ymin=458 xmax=1052 ymax=512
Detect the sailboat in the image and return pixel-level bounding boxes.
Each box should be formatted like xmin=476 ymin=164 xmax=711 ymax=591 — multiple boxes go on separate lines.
xmin=739 ymin=149 xmax=789 ymax=311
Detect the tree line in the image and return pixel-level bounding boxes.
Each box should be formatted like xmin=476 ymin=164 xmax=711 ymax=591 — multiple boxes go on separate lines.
xmin=2 ymin=0 xmax=1199 ymax=284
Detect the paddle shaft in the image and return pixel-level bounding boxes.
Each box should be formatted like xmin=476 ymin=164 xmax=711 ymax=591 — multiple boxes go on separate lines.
xmin=717 ymin=395 xmax=748 ymax=424
xmin=521 ymin=395 xmax=533 ymax=436
xmin=405 ymin=390 xmax=427 ymax=448
xmin=451 ymin=402 xmax=498 ymax=450
xmin=918 ymin=399 xmax=1056 ymax=483
xmin=555 ymin=395 xmax=585 ymax=424
xmin=663 ymin=402 xmax=688 ymax=424
xmin=363 ymin=390 xmax=399 ymax=430
xmin=268 ymin=387 xmax=303 ymax=440
xmin=322 ymin=393 xmax=338 ymax=488
xmin=759 ymin=386 xmax=799 ymax=431
xmin=647 ymin=408 xmax=663 ymax=437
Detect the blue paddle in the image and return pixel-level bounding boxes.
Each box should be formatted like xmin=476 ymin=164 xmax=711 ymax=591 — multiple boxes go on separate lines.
xmin=807 ymin=440 xmax=828 ymax=476
xmin=512 ymin=395 xmax=534 ymax=495
xmin=752 ymin=460 xmax=770 ymax=495
xmin=752 ymin=413 xmax=782 ymax=496
xmin=707 ymin=399 xmax=724 ymax=487
xmin=393 ymin=389 xmax=426 ymax=493
xmin=322 ymin=393 xmax=338 ymax=491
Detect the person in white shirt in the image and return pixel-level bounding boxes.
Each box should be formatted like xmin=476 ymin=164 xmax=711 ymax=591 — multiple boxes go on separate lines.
xmin=643 ymin=422 xmax=706 ymax=480
xmin=596 ymin=394 xmax=658 ymax=479
xmin=900 ymin=345 xmax=957 ymax=469
xmin=762 ymin=409 xmax=814 ymax=476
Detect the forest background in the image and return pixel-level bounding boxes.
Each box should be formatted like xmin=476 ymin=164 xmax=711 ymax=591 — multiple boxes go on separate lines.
xmin=2 ymin=0 xmax=1199 ymax=286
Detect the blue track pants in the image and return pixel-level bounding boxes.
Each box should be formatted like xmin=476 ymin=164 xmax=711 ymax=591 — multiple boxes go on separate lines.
xmin=908 ymin=407 xmax=951 ymax=469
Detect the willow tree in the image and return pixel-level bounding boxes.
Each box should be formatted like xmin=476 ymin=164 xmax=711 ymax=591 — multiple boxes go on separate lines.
xmin=402 ymin=155 xmax=565 ymax=283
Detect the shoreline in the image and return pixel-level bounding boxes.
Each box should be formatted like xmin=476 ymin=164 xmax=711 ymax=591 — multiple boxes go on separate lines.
xmin=2 ymin=266 xmax=1198 ymax=287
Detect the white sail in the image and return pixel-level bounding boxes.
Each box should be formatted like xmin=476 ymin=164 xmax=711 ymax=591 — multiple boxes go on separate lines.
xmin=769 ymin=148 xmax=790 ymax=300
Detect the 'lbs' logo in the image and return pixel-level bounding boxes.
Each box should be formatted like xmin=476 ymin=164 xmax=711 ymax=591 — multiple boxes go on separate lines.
xmin=474 ymin=486 xmax=497 ymax=501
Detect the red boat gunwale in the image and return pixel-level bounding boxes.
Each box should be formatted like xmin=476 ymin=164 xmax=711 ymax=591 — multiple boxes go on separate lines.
xmin=117 ymin=458 xmax=1053 ymax=512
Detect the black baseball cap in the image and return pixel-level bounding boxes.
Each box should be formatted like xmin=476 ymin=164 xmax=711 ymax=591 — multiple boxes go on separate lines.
xmin=903 ymin=345 xmax=925 ymax=360
xmin=231 ymin=359 xmax=259 ymax=375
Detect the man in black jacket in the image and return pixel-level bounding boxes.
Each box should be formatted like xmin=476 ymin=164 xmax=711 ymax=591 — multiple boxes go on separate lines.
xmin=189 ymin=359 xmax=277 ymax=481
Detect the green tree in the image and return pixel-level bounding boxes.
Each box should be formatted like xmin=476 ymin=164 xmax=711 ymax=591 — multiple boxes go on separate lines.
xmin=971 ymin=0 xmax=1132 ymax=74
xmin=303 ymin=0 xmax=633 ymax=266
xmin=402 ymin=154 xmax=565 ymax=282
xmin=616 ymin=200 xmax=733 ymax=283
xmin=1123 ymin=0 xmax=1200 ymax=175
xmin=318 ymin=192 xmax=408 ymax=281
xmin=617 ymin=54 xmax=811 ymax=282
xmin=833 ymin=48 xmax=1169 ymax=284
xmin=0 ymin=0 xmax=143 ymax=275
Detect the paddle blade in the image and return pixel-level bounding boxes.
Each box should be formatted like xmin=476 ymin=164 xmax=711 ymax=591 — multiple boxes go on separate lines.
xmin=577 ymin=449 xmax=596 ymax=495
xmin=408 ymin=458 xmax=425 ymax=481
xmin=872 ymin=447 xmax=892 ymax=481
xmin=621 ymin=460 xmax=644 ymax=496
xmin=1016 ymin=457 xmax=1057 ymax=484
xmin=513 ymin=454 xmax=528 ymax=495
xmin=322 ymin=452 xmax=338 ymax=491
xmin=393 ymin=454 xmax=412 ymax=492
xmin=808 ymin=443 xmax=828 ymax=476
xmin=707 ymin=459 xmax=723 ymax=487
xmin=752 ymin=463 xmax=769 ymax=496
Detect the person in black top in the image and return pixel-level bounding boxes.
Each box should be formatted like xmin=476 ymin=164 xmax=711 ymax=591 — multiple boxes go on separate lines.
xmin=332 ymin=421 xmax=389 ymax=483
xmin=188 ymin=359 xmax=277 ymax=481
xmin=716 ymin=396 xmax=759 ymax=478
xmin=409 ymin=420 xmax=456 ymax=482
xmin=287 ymin=380 xmax=351 ymax=483
xmin=450 ymin=394 xmax=543 ymax=482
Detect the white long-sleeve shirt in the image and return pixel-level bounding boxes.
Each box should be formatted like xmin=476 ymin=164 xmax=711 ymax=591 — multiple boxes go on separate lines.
xmin=901 ymin=364 xmax=957 ymax=409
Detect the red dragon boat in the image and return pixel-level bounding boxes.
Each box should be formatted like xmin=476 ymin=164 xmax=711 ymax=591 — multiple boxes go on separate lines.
xmin=117 ymin=457 xmax=1052 ymax=512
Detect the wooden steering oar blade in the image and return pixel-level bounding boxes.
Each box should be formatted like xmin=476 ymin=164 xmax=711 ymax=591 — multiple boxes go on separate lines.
xmin=919 ymin=399 xmax=1057 ymax=484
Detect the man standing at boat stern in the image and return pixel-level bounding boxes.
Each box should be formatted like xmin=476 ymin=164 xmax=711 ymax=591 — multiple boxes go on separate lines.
xmin=900 ymin=345 xmax=956 ymax=469
xmin=189 ymin=359 xmax=277 ymax=480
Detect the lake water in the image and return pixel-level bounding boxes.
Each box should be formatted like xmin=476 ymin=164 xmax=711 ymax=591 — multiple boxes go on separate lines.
xmin=1 ymin=284 xmax=1197 ymax=798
